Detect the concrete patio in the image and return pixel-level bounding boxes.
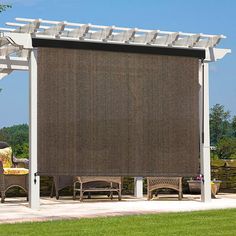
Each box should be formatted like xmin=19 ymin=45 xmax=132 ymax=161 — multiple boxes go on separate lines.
xmin=0 ymin=193 xmax=236 ymax=224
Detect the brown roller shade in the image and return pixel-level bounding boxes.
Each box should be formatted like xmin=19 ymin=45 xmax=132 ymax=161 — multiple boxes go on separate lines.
xmin=37 ymin=47 xmax=199 ymax=177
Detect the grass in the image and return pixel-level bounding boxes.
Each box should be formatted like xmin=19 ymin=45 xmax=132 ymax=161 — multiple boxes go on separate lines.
xmin=1 ymin=209 xmax=236 ymax=236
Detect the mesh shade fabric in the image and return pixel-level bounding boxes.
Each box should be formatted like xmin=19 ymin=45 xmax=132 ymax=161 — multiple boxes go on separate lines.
xmin=38 ymin=47 xmax=199 ymax=176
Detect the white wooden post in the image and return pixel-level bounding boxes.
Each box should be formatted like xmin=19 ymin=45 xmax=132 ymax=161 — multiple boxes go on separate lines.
xmin=29 ymin=49 xmax=40 ymax=209
xmin=134 ymin=177 xmax=143 ymax=198
xmin=199 ymin=61 xmax=211 ymax=202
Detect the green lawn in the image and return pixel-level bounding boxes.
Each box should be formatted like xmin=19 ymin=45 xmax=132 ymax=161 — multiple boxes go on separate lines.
xmin=1 ymin=209 xmax=236 ymax=236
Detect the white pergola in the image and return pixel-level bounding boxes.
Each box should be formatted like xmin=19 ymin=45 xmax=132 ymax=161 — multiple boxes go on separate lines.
xmin=0 ymin=18 xmax=231 ymax=210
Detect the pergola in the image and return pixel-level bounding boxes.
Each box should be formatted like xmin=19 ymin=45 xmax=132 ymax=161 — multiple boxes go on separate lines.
xmin=0 ymin=18 xmax=231 ymax=209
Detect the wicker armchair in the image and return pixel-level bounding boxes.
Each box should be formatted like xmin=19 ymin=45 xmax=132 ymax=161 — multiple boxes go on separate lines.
xmin=50 ymin=175 xmax=74 ymax=199
xmin=147 ymin=177 xmax=183 ymax=200
xmin=0 ymin=142 xmax=29 ymax=203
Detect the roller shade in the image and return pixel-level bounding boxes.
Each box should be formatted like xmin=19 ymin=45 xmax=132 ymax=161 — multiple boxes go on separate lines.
xmin=37 ymin=47 xmax=199 ymax=176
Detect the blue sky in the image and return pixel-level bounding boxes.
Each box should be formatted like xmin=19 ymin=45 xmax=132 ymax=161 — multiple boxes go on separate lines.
xmin=0 ymin=0 xmax=235 ymax=128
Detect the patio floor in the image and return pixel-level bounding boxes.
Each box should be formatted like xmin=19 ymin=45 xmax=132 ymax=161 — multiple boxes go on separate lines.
xmin=1 ymin=193 xmax=236 ymax=224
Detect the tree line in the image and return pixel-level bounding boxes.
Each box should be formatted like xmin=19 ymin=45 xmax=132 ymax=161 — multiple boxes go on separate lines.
xmin=210 ymin=104 xmax=236 ymax=159
xmin=0 ymin=124 xmax=29 ymax=158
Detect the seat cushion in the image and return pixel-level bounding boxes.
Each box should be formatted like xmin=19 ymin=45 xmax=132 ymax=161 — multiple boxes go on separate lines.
xmin=0 ymin=147 xmax=13 ymax=168
xmin=3 ymin=168 xmax=29 ymax=175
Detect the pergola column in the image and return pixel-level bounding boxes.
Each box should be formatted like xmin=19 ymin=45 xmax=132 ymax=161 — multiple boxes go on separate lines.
xmin=134 ymin=177 xmax=143 ymax=198
xmin=199 ymin=62 xmax=211 ymax=202
xmin=29 ymin=49 xmax=40 ymax=210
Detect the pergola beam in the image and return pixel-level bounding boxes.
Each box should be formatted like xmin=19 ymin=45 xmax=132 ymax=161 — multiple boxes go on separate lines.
xmin=0 ymin=69 xmax=12 ymax=79
xmin=65 ymin=24 xmax=90 ymax=39
xmin=6 ymin=20 xmax=40 ymax=34
xmin=38 ymin=22 xmax=66 ymax=38
xmin=112 ymin=28 xmax=136 ymax=43
xmin=0 ymin=18 xmax=227 ymax=50
xmin=133 ymin=30 xmax=159 ymax=44
xmin=205 ymin=48 xmax=231 ymax=62
xmin=90 ymin=26 xmax=113 ymax=41
xmin=0 ymin=32 xmax=32 ymax=49
xmin=0 ymin=56 xmax=29 ymax=70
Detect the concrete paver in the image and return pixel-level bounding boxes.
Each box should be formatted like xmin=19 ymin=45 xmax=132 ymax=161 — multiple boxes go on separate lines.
xmin=0 ymin=194 xmax=236 ymax=224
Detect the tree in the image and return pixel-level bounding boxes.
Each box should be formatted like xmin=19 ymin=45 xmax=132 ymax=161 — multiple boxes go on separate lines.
xmin=232 ymin=116 xmax=236 ymax=138
xmin=216 ymin=137 xmax=236 ymax=159
xmin=210 ymin=104 xmax=231 ymax=145
xmin=0 ymin=4 xmax=11 ymax=13
xmin=0 ymin=124 xmax=29 ymax=158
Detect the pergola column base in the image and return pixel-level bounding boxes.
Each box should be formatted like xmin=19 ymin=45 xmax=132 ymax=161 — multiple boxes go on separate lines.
xmin=134 ymin=177 xmax=143 ymax=198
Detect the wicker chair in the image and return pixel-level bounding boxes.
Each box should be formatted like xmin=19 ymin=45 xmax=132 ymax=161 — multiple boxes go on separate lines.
xmin=147 ymin=177 xmax=183 ymax=200
xmin=50 ymin=175 xmax=74 ymax=200
xmin=0 ymin=142 xmax=29 ymax=203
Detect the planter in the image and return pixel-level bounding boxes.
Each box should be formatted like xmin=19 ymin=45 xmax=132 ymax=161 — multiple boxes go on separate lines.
xmin=211 ymin=181 xmax=222 ymax=196
xmin=187 ymin=180 xmax=221 ymax=195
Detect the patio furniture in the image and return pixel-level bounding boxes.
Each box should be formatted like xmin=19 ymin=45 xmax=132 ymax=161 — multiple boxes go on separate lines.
xmin=0 ymin=142 xmax=29 ymax=203
xmin=73 ymin=176 xmax=122 ymax=201
xmin=147 ymin=177 xmax=183 ymax=200
xmin=50 ymin=175 xmax=74 ymax=199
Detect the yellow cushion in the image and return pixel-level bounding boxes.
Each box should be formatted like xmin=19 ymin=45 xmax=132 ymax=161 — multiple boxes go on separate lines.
xmin=3 ymin=168 xmax=29 ymax=175
xmin=0 ymin=147 xmax=13 ymax=168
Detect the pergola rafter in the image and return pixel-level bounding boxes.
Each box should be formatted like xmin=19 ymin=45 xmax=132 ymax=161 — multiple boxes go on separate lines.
xmin=0 ymin=17 xmax=227 ymax=46
xmin=0 ymin=37 xmax=30 ymax=78
xmin=0 ymin=17 xmax=230 ymax=79
xmin=5 ymin=17 xmax=225 ymax=48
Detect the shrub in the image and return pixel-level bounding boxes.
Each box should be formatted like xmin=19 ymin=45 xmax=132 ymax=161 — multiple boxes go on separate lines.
xmin=216 ymin=137 xmax=236 ymax=159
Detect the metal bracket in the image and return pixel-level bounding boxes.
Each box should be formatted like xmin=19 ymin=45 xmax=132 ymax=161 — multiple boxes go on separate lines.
xmin=199 ymin=174 xmax=204 ymax=184
xmin=34 ymin=172 xmax=38 ymax=184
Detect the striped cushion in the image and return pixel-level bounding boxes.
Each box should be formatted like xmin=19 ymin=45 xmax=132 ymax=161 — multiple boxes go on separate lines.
xmin=3 ymin=168 xmax=29 ymax=175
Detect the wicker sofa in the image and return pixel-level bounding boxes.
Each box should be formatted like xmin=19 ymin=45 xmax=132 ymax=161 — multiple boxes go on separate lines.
xmin=73 ymin=176 xmax=122 ymax=201
xmin=0 ymin=142 xmax=29 ymax=203
xmin=51 ymin=176 xmax=122 ymax=201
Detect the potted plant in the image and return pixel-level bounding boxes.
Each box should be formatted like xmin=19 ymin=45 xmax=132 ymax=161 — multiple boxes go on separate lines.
xmin=187 ymin=176 xmax=221 ymax=195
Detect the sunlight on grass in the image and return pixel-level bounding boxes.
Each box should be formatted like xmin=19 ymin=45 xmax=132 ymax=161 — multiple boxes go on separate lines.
xmin=1 ymin=209 xmax=236 ymax=236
